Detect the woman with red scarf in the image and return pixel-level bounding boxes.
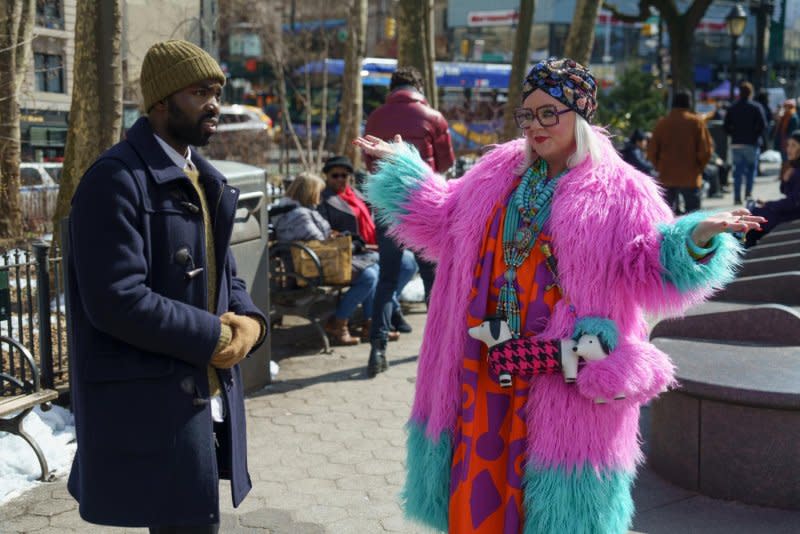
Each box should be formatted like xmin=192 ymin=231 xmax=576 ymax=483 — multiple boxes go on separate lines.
xmin=318 ymin=156 xmax=417 ymax=346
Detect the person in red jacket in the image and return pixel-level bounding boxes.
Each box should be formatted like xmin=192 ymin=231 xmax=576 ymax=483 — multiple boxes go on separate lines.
xmin=361 ymin=66 xmax=455 ymax=377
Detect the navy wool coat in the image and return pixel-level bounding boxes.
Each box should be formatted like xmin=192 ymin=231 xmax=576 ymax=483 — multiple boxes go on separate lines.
xmin=66 ymin=117 xmax=266 ymax=527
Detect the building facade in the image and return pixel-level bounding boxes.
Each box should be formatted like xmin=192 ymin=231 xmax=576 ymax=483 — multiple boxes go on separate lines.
xmin=18 ymin=0 xmax=212 ymax=162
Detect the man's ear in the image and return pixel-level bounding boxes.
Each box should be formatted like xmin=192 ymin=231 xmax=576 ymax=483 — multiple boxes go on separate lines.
xmin=151 ymin=98 xmax=168 ymax=112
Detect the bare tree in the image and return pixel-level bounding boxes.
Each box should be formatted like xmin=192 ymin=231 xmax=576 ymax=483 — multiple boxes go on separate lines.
xmin=220 ymin=0 xmax=345 ymax=173
xmin=564 ymin=0 xmax=603 ymax=66
xmin=397 ymin=0 xmax=437 ymax=109
xmin=335 ymin=0 xmax=367 ymax=165
xmin=502 ymin=0 xmax=536 ymax=141
xmin=0 ymin=0 xmax=35 ymax=242
xmin=604 ymin=0 xmax=714 ymax=91
xmin=51 ymin=0 xmax=122 ymax=247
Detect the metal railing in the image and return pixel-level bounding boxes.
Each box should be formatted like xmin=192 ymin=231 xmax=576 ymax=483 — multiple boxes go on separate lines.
xmin=0 ymin=242 xmax=66 ymax=396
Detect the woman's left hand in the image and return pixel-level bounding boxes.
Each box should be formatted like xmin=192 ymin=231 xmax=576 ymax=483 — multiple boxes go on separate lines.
xmin=690 ymin=208 xmax=766 ymax=247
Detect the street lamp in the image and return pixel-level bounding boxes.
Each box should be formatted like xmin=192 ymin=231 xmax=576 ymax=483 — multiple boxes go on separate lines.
xmin=726 ymin=4 xmax=748 ymax=102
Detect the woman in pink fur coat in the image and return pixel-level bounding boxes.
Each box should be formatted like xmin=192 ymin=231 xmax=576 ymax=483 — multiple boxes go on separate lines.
xmin=354 ymin=58 xmax=764 ymax=534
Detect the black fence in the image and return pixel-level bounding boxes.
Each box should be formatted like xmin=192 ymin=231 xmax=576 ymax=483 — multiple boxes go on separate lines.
xmin=0 ymin=242 xmax=67 ymax=396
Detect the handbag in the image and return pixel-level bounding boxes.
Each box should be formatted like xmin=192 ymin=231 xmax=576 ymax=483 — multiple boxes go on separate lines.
xmin=290 ymin=234 xmax=352 ymax=286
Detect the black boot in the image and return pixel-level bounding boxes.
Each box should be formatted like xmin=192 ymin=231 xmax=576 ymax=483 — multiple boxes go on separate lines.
xmin=367 ymin=340 xmax=388 ymax=378
xmin=391 ymin=309 xmax=412 ymax=333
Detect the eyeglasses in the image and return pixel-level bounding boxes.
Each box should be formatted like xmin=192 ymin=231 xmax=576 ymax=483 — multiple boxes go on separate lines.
xmin=329 ymin=173 xmax=349 ymax=179
xmin=513 ymin=105 xmax=573 ymax=128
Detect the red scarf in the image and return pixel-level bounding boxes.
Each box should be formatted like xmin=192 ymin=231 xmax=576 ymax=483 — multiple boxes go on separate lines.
xmin=339 ymin=185 xmax=376 ymax=245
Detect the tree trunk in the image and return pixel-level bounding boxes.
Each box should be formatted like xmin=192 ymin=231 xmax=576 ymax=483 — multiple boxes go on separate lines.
xmin=52 ymin=0 xmax=123 ymax=248
xmin=564 ymin=0 xmax=603 ymax=66
xmin=336 ymin=0 xmax=367 ymax=165
xmin=668 ymin=24 xmax=695 ymax=91
xmin=0 ymin=0 xmax=34 ymax=242
xmin=602 ymin=0 xmax=714 ymax=93
xmin=397 ymin=0 xmax=438 ymax=109
xmin=502 ymin=0 xmax=536 ymax=142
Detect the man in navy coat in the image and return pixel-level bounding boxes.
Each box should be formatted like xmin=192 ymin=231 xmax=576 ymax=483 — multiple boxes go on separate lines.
xmin=66 ymin=40 xmax=267 ymax=533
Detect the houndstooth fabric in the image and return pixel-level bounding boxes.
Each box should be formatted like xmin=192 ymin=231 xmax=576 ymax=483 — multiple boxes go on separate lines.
xmin=488 ymin=337 xmax=562 ymax=379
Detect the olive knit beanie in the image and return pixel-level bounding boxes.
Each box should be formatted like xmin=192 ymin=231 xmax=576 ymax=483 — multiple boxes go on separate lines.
xmin=140 ymin=40 xmax=225 ymax=111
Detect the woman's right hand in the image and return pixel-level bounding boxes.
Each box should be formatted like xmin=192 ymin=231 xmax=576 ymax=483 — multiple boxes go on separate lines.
xmin=352 ymin=134 xmax=403 ymax=160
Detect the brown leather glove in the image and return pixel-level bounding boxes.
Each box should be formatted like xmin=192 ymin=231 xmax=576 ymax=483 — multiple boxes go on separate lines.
xmin=210 ymin=312 xmax=262 ymax=369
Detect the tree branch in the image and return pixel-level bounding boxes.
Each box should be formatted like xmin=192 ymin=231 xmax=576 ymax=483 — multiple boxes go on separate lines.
xmin=684 ymin=0 xmax=714 ymax=28
xmin=602 ymin=0 xmax=652 ymax=23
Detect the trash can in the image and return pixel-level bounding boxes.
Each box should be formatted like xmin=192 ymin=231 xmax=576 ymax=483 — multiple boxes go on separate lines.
xmin=212 ymin=160 xmax=271 ymax=392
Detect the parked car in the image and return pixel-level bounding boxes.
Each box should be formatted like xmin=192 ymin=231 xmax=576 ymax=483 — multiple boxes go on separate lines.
xmin=20 ymin=162 xmax=62 ymax=231
xmin=218 ymin=104 xmax=273 ymax=135
xmin=202 ymin=105 xmax=274 ymax=166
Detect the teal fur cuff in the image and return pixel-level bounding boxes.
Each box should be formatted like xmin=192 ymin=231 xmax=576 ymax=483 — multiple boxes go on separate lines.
xmin=523 ymin=465 xmax=635 ymax=534
xmin=572 ymin=317 xmax=619 ymax=352
xmin=659 ymin=210 xmax=743 ymax=292
xmin=400 ymin=420 xmax=451 ymax=532
xmin=364 ymin=142 xmax=430 ymax=226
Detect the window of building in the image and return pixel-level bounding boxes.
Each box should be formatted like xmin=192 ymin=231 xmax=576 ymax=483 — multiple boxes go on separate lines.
xmin=34 ymin=53 xmax=65 ymax=93
xmin=36 ymin=0 xmax=64 ymax=30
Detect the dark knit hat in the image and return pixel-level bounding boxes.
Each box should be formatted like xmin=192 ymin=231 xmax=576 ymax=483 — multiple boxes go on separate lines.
xmin=140 ymin=40 xmax=226 ymax=111
xmin=322 ymin=155 xmax=354 ymax=174
xmin=522 ymin=57 xmax=598 ymax=122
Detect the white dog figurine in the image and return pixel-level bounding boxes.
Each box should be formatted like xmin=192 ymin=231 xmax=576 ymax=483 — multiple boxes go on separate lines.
xmin=468 ymin=317 xmax=514 ymax=387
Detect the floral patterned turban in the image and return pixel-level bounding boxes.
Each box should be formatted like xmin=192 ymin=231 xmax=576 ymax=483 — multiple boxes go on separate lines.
xmin=522 ymin=57 xmax=598 ymax=123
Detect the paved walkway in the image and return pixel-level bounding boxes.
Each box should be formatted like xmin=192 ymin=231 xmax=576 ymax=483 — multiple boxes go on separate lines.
xmin=2 ymin=168 xmax=799 ymax=533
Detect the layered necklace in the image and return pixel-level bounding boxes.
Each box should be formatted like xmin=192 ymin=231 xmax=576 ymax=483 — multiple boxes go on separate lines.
xmin=497 ymin=158 xmax=563 ymax=338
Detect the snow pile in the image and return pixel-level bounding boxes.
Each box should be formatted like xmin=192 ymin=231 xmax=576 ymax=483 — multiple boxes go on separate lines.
xmin=0 ymin=405 xmax=76 ymax=505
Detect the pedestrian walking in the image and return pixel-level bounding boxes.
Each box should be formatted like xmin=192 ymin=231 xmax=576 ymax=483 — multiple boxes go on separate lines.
xmin=66 ymin=40 xmax=267 ymax=533
xmin=648 ymin=89 xmax=713 ymax=214
xmin=724 ymin=81 xmax=768 ymax=204
xmin=355 ymin=57 xmax=762 ymax=534
xmin=361 ymin=66 xmax=455 ymax=378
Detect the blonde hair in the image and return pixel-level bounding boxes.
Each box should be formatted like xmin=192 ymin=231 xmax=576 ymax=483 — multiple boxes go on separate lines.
xmin=515 ymin=115 xmax=604 ymax=175
xmin=286 ymin=172 xmax=326 ymax=207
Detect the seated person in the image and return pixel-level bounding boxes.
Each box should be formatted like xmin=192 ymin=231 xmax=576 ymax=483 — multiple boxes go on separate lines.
xmin=746 ymin=130 xmax=800 ymax=247
xmin=273 ymin=172 xmax=378 ymax=346
xmin=620 ymin=129 xmax=656 ymax=177
xmin=318 ymin=155 xmax=417 ymax=338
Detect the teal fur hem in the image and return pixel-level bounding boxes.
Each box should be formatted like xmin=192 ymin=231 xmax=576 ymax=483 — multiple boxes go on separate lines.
xmin=400 ymin=420 xmax=451 ymax=532
xmin=523 ymin=465 xmax=635 ymax=534
xmin=572 ymin=317 xmax=619 ymax=352
xmin=659 ymin=210 xmax=743 ymax=292
xmin=364 ymin=142 xmax=430 ymax=226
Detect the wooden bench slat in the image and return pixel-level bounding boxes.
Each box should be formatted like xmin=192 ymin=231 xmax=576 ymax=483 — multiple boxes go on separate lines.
xmin=0 ymin=390 xmax=59 ymax=416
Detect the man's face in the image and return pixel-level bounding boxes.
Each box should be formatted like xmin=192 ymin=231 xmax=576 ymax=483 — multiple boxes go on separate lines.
xmin=165 ymin=79 xmax=222 ymax=147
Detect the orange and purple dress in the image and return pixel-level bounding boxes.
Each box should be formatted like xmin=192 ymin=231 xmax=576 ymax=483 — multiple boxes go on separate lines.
xmin=449 ymin=198 xmax=561 ymax=534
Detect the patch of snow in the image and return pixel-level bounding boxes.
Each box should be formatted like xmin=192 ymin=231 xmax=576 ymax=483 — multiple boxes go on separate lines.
xmin=0 ymin=405 xmax=76 ymax=505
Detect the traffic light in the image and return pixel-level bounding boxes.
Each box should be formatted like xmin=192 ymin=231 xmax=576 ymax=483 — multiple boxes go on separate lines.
xmin=385 ymin=17 xmax=396 ymax=39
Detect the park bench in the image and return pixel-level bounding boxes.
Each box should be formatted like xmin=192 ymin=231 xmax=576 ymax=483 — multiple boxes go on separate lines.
xmin=0 ymin=335 xmax=59 ymax=482
xmin=268 ymin=204 xmax=350 ymax=353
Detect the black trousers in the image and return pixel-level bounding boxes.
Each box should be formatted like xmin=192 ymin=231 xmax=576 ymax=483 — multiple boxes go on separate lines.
xmin=149 ymin=524 xmax=219 ymax=534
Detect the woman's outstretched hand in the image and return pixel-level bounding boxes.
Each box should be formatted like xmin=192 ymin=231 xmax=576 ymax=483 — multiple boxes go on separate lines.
xmin=352 ymin=134 xmax=403 ymax=160
xmin=690 ymin=208 xmax=766 ymax=246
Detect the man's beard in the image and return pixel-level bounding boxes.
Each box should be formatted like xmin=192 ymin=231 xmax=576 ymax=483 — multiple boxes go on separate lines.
xmin=166 ymin=99 xmax=214 ymax=147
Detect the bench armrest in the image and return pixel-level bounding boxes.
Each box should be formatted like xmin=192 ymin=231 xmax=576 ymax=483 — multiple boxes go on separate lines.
xmin=0 ymin=335 xmax=41 ymax=394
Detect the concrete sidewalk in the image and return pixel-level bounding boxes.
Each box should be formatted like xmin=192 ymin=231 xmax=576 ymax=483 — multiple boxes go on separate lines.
xmin=1 ymin=169 xmax=798 ymax=533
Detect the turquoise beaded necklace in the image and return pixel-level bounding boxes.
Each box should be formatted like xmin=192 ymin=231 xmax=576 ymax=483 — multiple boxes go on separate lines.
xmin=497 ymin=158 xmax=564 ymax=338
